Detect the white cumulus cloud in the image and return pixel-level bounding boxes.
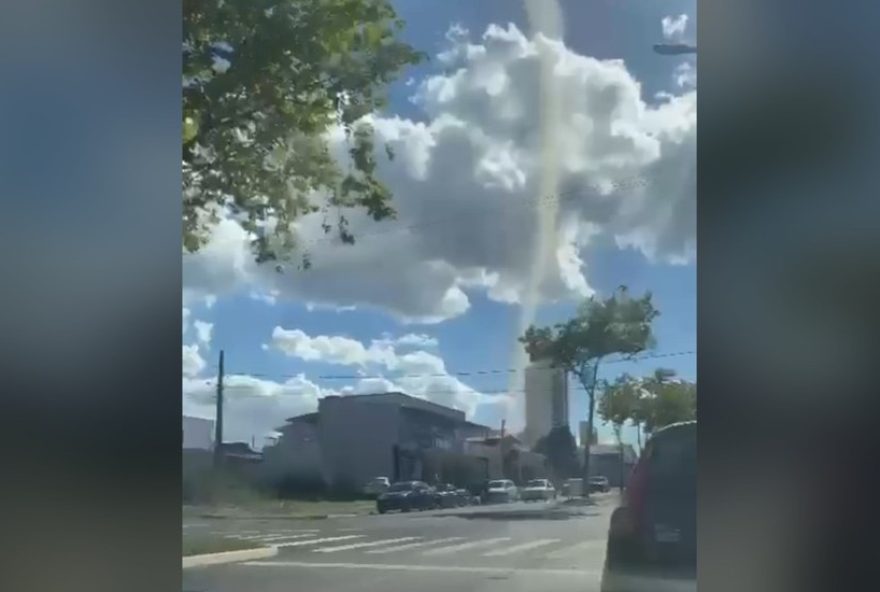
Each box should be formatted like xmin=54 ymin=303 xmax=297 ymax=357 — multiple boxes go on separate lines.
xmin=662 ymin=14 xmax=689 ymax=41
xmin=183 ymin=23 xmax=695 ymax=323
xmin=182 ymin=344 xmax=206 ymax=377
xmin=193 ymin=320 xmax=213 ymax=347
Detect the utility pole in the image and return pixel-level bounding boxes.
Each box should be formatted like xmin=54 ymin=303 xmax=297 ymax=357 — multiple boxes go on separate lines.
xmin=581 ymin=361 xmax=600 ymax=497
xmin=213 ymin=349 xmax=225 ymax=470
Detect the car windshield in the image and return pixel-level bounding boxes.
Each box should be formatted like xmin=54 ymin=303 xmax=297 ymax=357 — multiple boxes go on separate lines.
xmin=527 ymin=480 xmax=547 ymax=487
xmin=487 ymin=481 xmax=508 ymax=488
xmin=388 ymin=482 xmax=416 ymax=492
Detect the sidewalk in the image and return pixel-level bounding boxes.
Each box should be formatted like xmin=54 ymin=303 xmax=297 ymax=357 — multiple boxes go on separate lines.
xmin=184 ymin=499 xmax=375 ymax=521
xmin=425 ymin=492 xmax=620 ymax=521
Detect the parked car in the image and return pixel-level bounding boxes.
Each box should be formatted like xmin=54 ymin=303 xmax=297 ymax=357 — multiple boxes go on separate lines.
xmin=561 ymin=477 xmax=584 ymax=497
xmin=485 ymin=479 xmax=519 ymax=504
xmin=520 ymin=478 xmax=557 ymax=501
xmin=466 ymin=481 xmax=487 ymax=505
xmin=601 ymin=421 xmax=696 ymax=592
xmin=589 ymin=476 xmax=610 ymax=493
xmin=363 ymin=476 xmax=390 ymax=497
xmin=434 ymin=483 xmax=469 ymax=508
xmin=376 ymin=481 xmax=438 ymax=514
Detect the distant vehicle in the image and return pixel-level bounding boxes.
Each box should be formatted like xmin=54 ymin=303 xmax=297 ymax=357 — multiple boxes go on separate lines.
xmin=434 ymin=483 xmax=469 ymax=508
xmin=376 ymin=481 xmax=438 ymax=514
xmin=589 ymin=476 xmax=610 ymax=493
xmin=562 ymin=477 xmax=584 ymax=497
xmin=363 ymin=476 xmax=390 ymax=497
xmin=601 ymin=421 xmax=696 ymax=592
xmin=521 ymin=479 xmax=557 ymax=501
xmin=466 ymin=482 xmax=487 ymax=505
xmin=485 ymin=479 xmax=519 ymax=504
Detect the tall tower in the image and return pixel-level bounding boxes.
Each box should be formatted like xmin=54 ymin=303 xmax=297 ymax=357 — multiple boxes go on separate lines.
xmin=524 ymin=357 xmax=569 ymax=447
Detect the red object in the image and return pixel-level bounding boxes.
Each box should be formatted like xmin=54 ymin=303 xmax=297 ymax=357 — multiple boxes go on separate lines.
xmin=611 ymin=452 xmax=650 ymax=536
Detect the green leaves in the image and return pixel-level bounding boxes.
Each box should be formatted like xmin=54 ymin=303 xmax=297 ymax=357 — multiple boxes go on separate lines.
xmin=533 ymin=426 xmax=580 ymax=479
xmin=182 ymin=0 xmax=425 ymax=262
xmin=600 ymin=369 xmax=696 ymax=436
xmin=519 ymin=286 xmax=659 ymax=376
xmin=599 ymin=373 xmax=641 ymax=428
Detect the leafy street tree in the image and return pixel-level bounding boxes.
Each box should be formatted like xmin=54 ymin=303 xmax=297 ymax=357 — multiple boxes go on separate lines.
xmin=533 ymin=426 xmax=580 ymax=480
xmin=519 ymin=286 xmax=659 ymax=493
xmin=598 ymin=374 xmax=641 ymax=490
xmin=630 ymin=368 xmax=675 ymax=446
xmin=183 ymin=0 xmax=426 ymax=264
xmin=640 ymin=370 xmax=696 ymax=434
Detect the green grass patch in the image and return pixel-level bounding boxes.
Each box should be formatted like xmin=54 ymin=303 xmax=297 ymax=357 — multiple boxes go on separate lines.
xmin=182 ymin=535 xmax=263 ymax=557
xmin=185 ymin=498 xmax=376 ymax=519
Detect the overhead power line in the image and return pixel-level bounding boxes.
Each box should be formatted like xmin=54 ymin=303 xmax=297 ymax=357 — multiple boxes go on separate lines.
xmin=193 ymin=349 xmax=694 ymax=385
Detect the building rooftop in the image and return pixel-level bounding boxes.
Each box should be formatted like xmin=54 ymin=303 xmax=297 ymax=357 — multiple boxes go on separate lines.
xmin=322 ymin=391 xmax=466 ymax=422
xmin=282 ymin=392 xmax=490 ymax=428
xmin=282 ymin=411 xmax=319 ymax=425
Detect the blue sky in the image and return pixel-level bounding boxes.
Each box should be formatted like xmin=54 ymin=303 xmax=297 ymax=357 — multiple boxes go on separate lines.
xmin=182 ymin=0 xmax=696 ymax=449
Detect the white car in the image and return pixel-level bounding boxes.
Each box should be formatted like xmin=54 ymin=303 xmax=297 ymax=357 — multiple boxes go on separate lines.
xmin=485 ymin=479 xmax=519 ymax=504
xmin=363 ymin=476 xmax=390 ymax=497
xmin=562 ymin=477 xmax=584 ymax=497
xmin=520 ymin=479 xmax=557 ymax=501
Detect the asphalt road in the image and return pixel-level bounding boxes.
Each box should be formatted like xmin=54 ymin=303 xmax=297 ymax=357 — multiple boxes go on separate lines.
xmin=183 ymin=500 xmax=615 ymax=592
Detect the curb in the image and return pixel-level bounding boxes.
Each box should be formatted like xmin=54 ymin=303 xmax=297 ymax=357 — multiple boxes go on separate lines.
xmin=197 ymin=513 xmax=332 ymax=520
xmin=183 ymin=545 xmax=278 ymax=569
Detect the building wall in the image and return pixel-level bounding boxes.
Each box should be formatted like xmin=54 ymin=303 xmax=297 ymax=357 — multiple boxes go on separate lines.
xmin=183 ymin=415 xmax=214 ymax=450
xmin=318 ymin=396 xmax=401 ymax=490
xmin=524 ymin=359 xmax=569 ymax=446
xmin=590 ymin=451 xmax=637 ymax=487
xmin=261 ymin=419 xmax=322 ymax=487
xmin=464 ymin=440 xmax=503 ymax=479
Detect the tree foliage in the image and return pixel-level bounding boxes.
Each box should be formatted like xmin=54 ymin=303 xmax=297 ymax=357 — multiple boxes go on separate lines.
xmin=641 ymin=369 xmax=696 ymax=432
xmin=598 ymin=373 xmax=641 ymax=429
xmin=183 ymin=0 xmax=426 ymax=263
xmin=533 ymin=426 xmax=580 ymax=479
xmin=520 ymin=287 xmax=659 ymax=374
xmin=600 ymin=368 xmax=696 ymax=443
xmin=519 ymin=286 xmax=659 ymax=487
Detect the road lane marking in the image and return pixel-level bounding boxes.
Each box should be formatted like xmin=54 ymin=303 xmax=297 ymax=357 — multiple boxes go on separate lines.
xmin=545 ymin=540 xmax=606 ymax=559
xmin=274 ymin=535 xmax=363 ymax=548
xmin=245 ymin=534 xmax=315 ymax=542
xmin=482 ymin=538 xmax=561 ymax=557
xmin=422 ymin=537 xmax=511 ymax=556
xmin=231 ymin=530 xmax=320 ymax=540
xmin=313 ymin=537 xmax=420 ymax=553
xmin=365 ymin=537 xmax=466 ymax=554
xmin=242 ymin=560 xmax=602 ymax=577
xmin=244 ymin=534 xmax=316 ymax=544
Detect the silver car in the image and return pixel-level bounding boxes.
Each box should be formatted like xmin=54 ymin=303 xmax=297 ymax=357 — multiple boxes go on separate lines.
xmin=520 ymin=479 xmax=557 ymax=501
xmin=485 ymin=479 xmax=519 ymax=504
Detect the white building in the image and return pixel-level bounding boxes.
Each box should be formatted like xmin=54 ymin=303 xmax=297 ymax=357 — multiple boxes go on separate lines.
xmin=183 ymin=415 xmax=214 ymax=451
xmin=523 ymin=358 xmax=569 ymax=447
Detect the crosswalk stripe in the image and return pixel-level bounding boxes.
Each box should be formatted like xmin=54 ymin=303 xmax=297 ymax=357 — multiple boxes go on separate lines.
xmin=248 ymin=534 xmax=316 ymax=544
xmin=313 ymin=537 xmax=421 ymax=553
xmin=275 ymin=535 xmax=363 ymax=548
xmin=260 ymin=533 xmax=320 ymax=541
xmin=482 ymin=538 xmax=561 ymax=557
xmin=231 ymin=530 xmax=320 ymax=541
xmin=545 ymin=540 xmax=606 ymax=559
xmin=365 ymin=537 xmax=466 ymax=554
xmin=422 ymin=537 xmax=511 ymax=556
